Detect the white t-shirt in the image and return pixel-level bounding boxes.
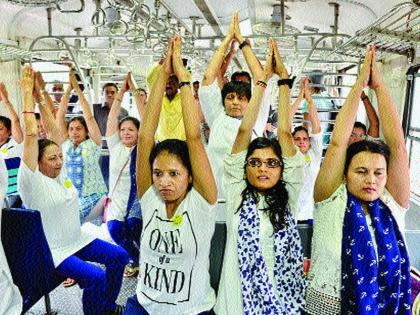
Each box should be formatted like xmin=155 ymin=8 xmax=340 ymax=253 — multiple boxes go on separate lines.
xmin=296 ymin=132 xmax=323 ymax=221
xmin=215 ymin=149 xmax=305 ymax=315
xmin=106 ymin=133 xmax=134 ymax=221
xmin=17 ymin=162 xmax=94 ymax=267
xmin=304 ymin=183 xmax=407 ymax=315
xmin=136 ymin=186 xmax=216 ymax=315
xmin=0 ymin=196 xmax=23 ymax=315
xmin=198 ymin=81 xmax=271 ymax=200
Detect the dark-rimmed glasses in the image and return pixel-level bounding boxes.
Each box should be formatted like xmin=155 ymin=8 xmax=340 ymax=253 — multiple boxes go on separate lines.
xmin=246 ymin=158 xmax=282 ymax=168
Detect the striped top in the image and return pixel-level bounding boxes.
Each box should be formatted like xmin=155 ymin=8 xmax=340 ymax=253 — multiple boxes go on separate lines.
xmin=0 ymin=138 xmax=23 ymax=196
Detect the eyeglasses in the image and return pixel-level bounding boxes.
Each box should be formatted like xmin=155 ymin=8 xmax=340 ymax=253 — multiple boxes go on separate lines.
xmin=246 ymin=158 xmax=282 ymax=168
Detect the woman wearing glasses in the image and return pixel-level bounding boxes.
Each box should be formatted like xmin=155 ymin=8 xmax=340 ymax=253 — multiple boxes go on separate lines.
xmin=215 ymin=40 xmax=307 ymax=315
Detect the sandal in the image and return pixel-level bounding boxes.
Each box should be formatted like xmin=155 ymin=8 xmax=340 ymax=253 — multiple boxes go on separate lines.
xmin=124 ymin=261 xmax=139 ymax=277
xmin=63 ymin=277 xmax=77 ymax=287
xmin=105 ymin=305 xmax=125 ymax=315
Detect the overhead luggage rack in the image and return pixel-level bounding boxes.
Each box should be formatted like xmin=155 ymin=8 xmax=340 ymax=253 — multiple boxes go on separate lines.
xmin=333 ymin=1 xmax=420 ymax=60
xmin=0 ymin=40 xmax=35 ymax=62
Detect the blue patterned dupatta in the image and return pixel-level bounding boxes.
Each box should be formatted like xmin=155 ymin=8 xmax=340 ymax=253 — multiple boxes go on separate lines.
xmin=341 ymin=192 xmax=411 ymax=314
xmin=237 ymin=197 xmax=307 ymax=314
xmin=125 ymin=146 xmax=141 ymax=220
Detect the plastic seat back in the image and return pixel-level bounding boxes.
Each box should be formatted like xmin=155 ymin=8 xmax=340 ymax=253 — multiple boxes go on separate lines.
xmin=1 ymin=208 xmax=64 ymax=313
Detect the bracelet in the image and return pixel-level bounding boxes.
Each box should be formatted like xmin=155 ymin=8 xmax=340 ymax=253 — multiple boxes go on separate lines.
xmin=178 ymin=81 xmax=191 ymax=89
xmin=277 ymin=76 xmax=296 ymax=88
xmin=40 ymin=89 xmax=47 ymax=94
xmin=115 ymin=98 xmax=122 ymax=102
xmin=133 ymin=89 xmax=142 ymax=95
xmin=256 ymin=80 xmax=267 ymax=88
xmin=239 ymin=40 xmax=249 ymax=50
xmin=22 ymin=111 xmax=35 ymax=114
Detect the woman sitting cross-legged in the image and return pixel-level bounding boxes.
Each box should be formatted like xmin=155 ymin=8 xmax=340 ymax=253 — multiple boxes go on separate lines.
xmin=215 ymin=39 xmax=307 ymax=315
xmin=17 ymin=66 xmax=128 ymax=315
xmin=304 ymin=46 xmax=411 ymax=314
xmin=55 ymin=70 xmax=108 ymax=224
xmin=123 ymin=36 xmax=218 ymax=315
xmin=105 ymin=72 xmax=144 ymax=277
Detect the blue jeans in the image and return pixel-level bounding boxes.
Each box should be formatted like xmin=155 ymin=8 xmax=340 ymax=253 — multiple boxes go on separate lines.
xmin=56 ymin=238 xmax=129 ymax=315
xmin=107 ymin=218 xmax=142 ymax=264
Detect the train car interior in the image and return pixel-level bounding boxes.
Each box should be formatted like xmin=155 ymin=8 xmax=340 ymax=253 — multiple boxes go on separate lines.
xmin=0 ymin=0 xmax=419 ymax=314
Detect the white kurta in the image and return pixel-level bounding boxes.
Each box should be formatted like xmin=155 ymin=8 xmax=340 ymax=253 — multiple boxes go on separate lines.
xmin=17 ymin=162 xmax=94 ymax=267
xmin=296 ymin=132 xmax=323 ymax=221
xmin=215 ymin=150 xmax=305 ymax=315
xmin=106 ymin=133 xmax=134 ymax=221
xmin=198 ymin=81 xmax=271 ymax=200
xmin=304 ymin=183 xmax=407 ymax=315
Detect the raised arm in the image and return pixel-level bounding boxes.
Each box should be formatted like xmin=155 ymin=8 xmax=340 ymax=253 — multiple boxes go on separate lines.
xmin=106 ymin=74 xmax=128 ymax=137
xmin=33 ymin=72 xmax=65 ymax=145
xmin=234 ymin=18 xmax=263 ymax=84
xmin=127 ymin=73 xmax=147 ymax=120
xmin=290 ymin=79 xmax=305 ymax=120
xmin=360 ymin=90 xmax=379 ymax=138
xmin=202 ymin=12 xmax=236 ymax=86
xmin=314 ymin=47 xmax=372 ymax=202
xmin=273 ymin=41 xmax=296 ymax=157
xmin=69 ymin=70 xmax=102 ymax=145
xmin=172 ymin=36 xmax=217 ymax=204
xmin=137 ymin=40 xmax=173 ymax=198
xmin=55 ymin=84 xmax=72 ymax=140
xmin=220 ymin=39 xmax=237 ymax=80
xmin=19 ymin=67 xmax=38 ymax=171
xmin=303 ymin=78 xmax=321 ymax=134
xmin=231 ymin=40 xmax=274 ymax=154
xmin=36 ymin=72 xmax=58 ymax=117
xmin=0 ymin=83 xmax=23 ymax=144
xmin=370 ymin=48 xmax=409 ymax=207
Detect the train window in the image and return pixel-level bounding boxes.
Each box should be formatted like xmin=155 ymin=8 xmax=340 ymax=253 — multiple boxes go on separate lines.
xmin=404 ymin=65 xmax=420 ymax=198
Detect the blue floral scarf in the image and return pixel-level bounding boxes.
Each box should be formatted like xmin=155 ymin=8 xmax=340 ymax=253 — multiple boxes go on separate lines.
xmin=341 ymin=192 xmax=411 ymax=314
xmin=237 ymin=196 xmax=307 ymax=314
xmin=125 ymin=146 xmax=141 ymax=220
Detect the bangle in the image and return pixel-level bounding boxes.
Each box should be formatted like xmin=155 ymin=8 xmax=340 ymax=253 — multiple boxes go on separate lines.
xmin=239 ymin=40 xmax=249 ymax=50
xmin=277 ymin=76 xmax=296 ymax=88
xmin=178 ymin=81 xmax=190 ymax=89
xmin=256 ymin=80 xmax=267 ymax=88
xmin=133 ymin=89 xmax=142 ymax=96
xmin=22 ymin=111 xmax=35 ymax=114
xmin=115 ymin=98 xmax=122 ymax=102
xmin=41 ymin=89 xmax=47 ymax=94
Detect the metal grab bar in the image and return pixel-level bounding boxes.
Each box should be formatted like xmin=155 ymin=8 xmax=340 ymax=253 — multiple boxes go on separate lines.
xmin=91 ymin=8 xmax=107 ymax=28
xmin=56 ymin=0 xmax=85 ymax=13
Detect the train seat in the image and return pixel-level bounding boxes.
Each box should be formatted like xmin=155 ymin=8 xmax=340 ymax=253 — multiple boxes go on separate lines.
xmin=1 ymin=207 xmax=65 ymax=314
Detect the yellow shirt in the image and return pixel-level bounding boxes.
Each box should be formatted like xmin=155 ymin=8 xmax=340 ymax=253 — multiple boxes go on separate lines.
xmin=156 ymin=93 xmax=186 ymax=141
xmin=147 ymin=64 xmax=190 ymax=141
